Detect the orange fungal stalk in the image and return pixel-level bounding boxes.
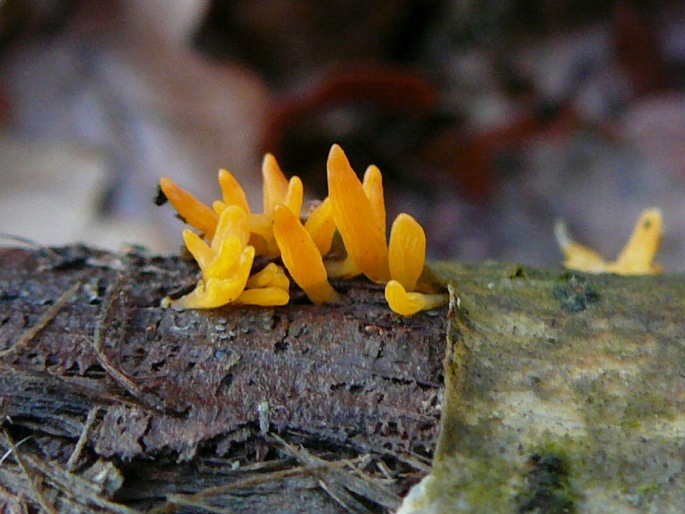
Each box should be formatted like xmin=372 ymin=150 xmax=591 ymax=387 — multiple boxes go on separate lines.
xmin=159 ymin=177 xmax=219 ymax=240
xmin=273 ymin=204 xmax=339 ymax=304
xmin=326 ymin=144 xmax=390 ymax=283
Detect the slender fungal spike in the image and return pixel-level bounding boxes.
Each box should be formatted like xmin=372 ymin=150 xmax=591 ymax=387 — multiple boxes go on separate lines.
xmin=159 ymin=177 xmax=219 ymax=239
xmin=262 ymin=153 xmax=289 ymax=215
xmin=218 ymin=169 xmax=250 ymax=214
xmin=612 ymin=208 xmax=662 ymax=274
xmin=273 ymin=204 xmax=339 ymax=304
xmin=327 ymin=144 xmax=389 ymax=283
xmin=388 ymin=213 xmax=426 ymax=291
xmin=304 ymin=198 xmax=336 ymax=256
xmin=363 ymin=165 xmax=386 ymax=236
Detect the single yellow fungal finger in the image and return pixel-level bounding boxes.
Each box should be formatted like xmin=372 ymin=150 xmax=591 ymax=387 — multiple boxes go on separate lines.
xmin=273 ymin=204 xmax=339 ymax=304
xmin=218 ymin=168 xmax=250 ymax=213
xmin=363 ymin=165 xmax=386 ymax=236
xmin=182 ymin=229 xmax=213 ymax=273
xmin=262 ymin=153 xmax=289 ymax=215
xmin=159 ymin=177 xmax=218 ymax=240
xmin=388 ymin=213 xmax=426 ymax=291
xmin=212 ymin=205 xmax=250 ymax=251
xmin=327 ymin=144 xmax=389 ymax=283
xmin=246 ymin=263 xmax=279 ymax=288
xmin=385 ymin=280 xmax=448 ymax=317
xmin=554 ymin=220 xmax=608 ymax=272
xmin=208 ymin=236 xmax=244 ymax=278
xmin=304 ymin=198 xmax=336 ymax=255
xmin=269 ymin=267 xmax=291 ymax=290
xmin=325 ymin=255 xmax=362 ymax=279
xmin=252 ymin=263 xmax=290 ymax=290
xmin=213 ymin=200 xmax=226 ymax=215
xmin=249 ymin=213 xmax=280 ymax=258
xmin=611 ymin=208 xmax=662 ymax=275
xmin=284 ymin=176 xmax=304 ymax=217
xmin=234 ymin=287 xmax=290 ymax=306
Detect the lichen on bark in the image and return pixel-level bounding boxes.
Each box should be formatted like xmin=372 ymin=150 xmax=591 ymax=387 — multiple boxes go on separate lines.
xmin=401 ymin=262 xmax=685 ymax=513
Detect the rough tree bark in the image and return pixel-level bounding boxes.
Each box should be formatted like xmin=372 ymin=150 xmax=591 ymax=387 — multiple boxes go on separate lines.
xmin=0 ymin=246 xmax=445 ymax=513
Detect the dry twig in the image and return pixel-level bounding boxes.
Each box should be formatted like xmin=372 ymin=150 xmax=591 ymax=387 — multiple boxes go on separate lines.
xmin=0 ymin=281 xmax=81 ymax=359
xmin=3 ymin=428 xmax=58 ymax=514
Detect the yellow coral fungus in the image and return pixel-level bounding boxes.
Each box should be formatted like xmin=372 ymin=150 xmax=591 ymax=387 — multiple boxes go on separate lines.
xmin=245 ymin=262 xmax=290 ymax=290
xmin=235 ymin=262 xmax=290 ymax=306
xmin=218 ymin=168 xmax=250 ymax=213
xmin=273 ymin=204 xmax=339 ymax=304
xmin=175 ymin=246 xmax=255 ymax=309
xmin=388 ymin=213 xmax=426 ymax=291
xmin=262 ymin=153 xmax=290 ymax=215
xmin=170 ymin=206 xmax=255 ymax=309
xmin=159 ymin=177 xmax=219 ymax=240
xmin=161 ymin=154 xmax=304 ymax=260
xmin=326 ymin=144 xmax=390 ymax=283
xmin=362 ymin=165 xmax=386 ymax=235
xmin=182 ymin=206 xmax=249 ymax=278
xmin=304 ymin=199 xmax=336 ymax=256
xmin=247 ymin=155 xmax=304 ymax=258
xmin=234 ymin=287 xmax=289 ymax=306
xmin=385 ymin=281 xmax=450 ymax=317
xmin=384 ymin=213 xmax=447 ymax=316
xmin=160 ymin=143 xmax=447 ymax=316
xmin=555 ymin=208 xmax=663 ymax=275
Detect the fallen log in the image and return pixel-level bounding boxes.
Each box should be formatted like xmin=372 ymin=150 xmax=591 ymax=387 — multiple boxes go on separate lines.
xmin=0 ymin=245 xmax=445 ymax=513
xmin=3 ymin=245 xmax=685 ymax=513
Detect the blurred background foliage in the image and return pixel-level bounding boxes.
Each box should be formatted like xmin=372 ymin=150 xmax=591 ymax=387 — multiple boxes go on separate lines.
xmin=0 ymin=0 xmax=683 ymax=268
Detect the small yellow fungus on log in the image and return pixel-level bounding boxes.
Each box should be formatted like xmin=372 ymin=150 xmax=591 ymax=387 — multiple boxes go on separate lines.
xmin=556 ymin=208 xmax=663 ymax=275
xmin=327 ymin=144 xmax=390 ymax=283
xmin=273 ymin=204 xmax=339 ymax=304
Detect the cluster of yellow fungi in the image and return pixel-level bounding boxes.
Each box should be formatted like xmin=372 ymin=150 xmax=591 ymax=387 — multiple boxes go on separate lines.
xmin=555 ymin=208 xmax=663 ymax=275
xmin=159 ymin=144 xmax=448 ymax=316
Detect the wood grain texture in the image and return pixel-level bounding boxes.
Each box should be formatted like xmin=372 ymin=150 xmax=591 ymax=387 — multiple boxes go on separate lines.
xmin=0 ymin=246 xmax=445 ymax=512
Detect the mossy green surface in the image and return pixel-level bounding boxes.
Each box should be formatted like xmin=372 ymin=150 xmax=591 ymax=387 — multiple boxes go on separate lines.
xmin=400 ymin=263 xmax=685 ymax=513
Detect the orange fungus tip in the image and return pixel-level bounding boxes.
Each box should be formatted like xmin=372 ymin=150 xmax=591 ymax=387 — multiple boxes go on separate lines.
xmin=362 ymin=165 xmax=386 ymax=234
xmin=284 ymin=176 xmax=304 ymax=217
xmin=389 ymin=213 xmax=426 ymax=291
xmin=304 ymin=198 xmax=336 ymax=256
xmin=262 ymin=153 xmax=289 ymax=215
xmin=159 ymin=177 xmax=219 ymax=239
xmin=327 ymin=144 xmax=389 ymax=283
xmin=218 ymin=168 xmax=250 ymax=214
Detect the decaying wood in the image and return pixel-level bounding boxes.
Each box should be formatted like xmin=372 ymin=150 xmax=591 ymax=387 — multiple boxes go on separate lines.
xmin=399 ymin=263 xmax=685 ymax=513
xmin=6 ymin=245 xmax=684 ymax=513
xmin=0 ymin=246 xmax=445 ymax=513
